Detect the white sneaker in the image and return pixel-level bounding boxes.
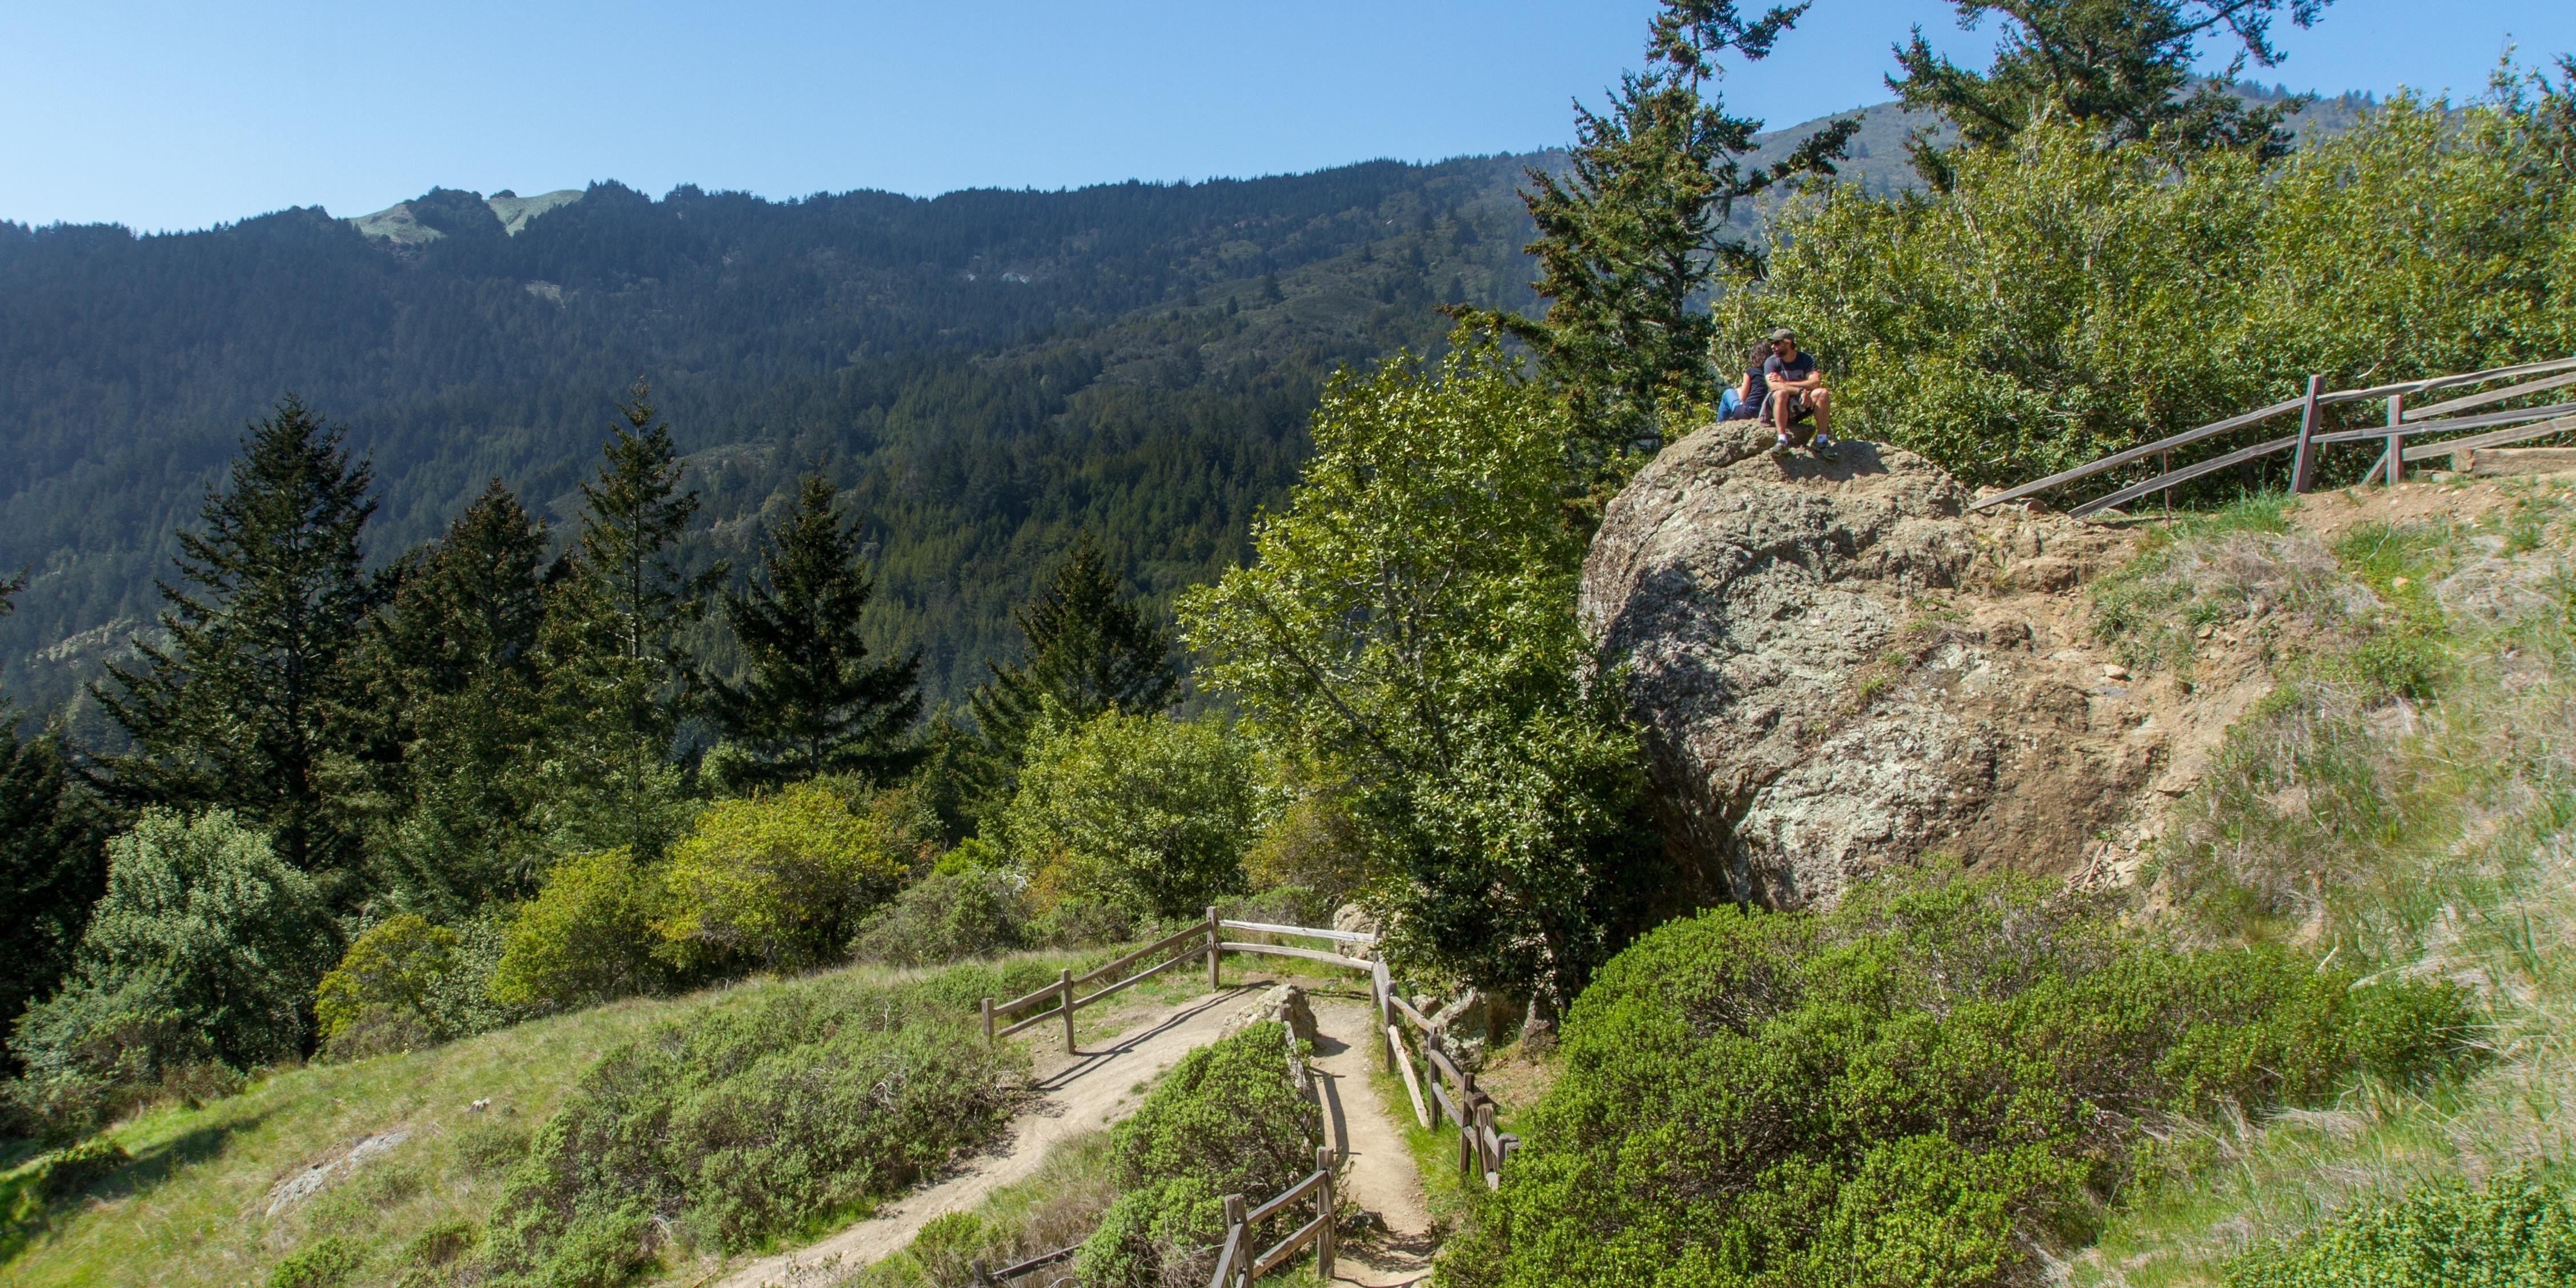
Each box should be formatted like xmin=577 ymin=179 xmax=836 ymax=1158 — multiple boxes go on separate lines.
xmin=1771 ymin=435 xmax=1792 ymax=456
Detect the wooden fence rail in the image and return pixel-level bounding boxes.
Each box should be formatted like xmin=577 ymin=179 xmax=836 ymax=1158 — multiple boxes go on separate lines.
xmin=978 ymin=910 xmax=1381 ymax=1050
xmin=1969 ymin=356 xmax=2576 ymax=519
xmin=970 ymin=912 xmax=1519 ymax=1282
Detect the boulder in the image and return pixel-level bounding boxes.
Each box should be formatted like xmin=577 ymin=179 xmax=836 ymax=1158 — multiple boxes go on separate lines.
xmin=1579 ymin=424 xmax=2168 ymax=908
xmin=1226 ymin=984 xmax=1318 ymax=1046
xmin=1331 ymin=903 xmax=1379 ymax=961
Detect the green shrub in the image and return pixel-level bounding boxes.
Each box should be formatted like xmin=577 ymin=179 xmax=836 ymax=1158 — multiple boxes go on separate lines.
xmin=312 ymin=913 xmax=526 ymax=1060
xmin=13 ymin=808 xmax=334 ymax=1081
xmin=1445 ymin=872 xmax=2478 ymax=1288
xmin=482 ymin=965 xmax=1030 ymax=1284
xmin=0 ymin=1070 xmax=118 ymax=1145
xmin=2228 ymin=1170 xmax=2576 ymax=1288
xmin=656 ymin=779 xmax=916 ymax=970
xmin=268 ymin=1235 xmax=364 ymax=1288
xmin=1074 ymin=1021 xmax=1321 ymax=1287
xmin=849 ymin=870 xmax=1030 ymax=966
xmin=1025 ymin=895 xmax=1142 ymax=950
xmin=1004 ymin=711 xmax=1254 ymax=920
xmin=486 ymin=847 xmax=668 ymax=1013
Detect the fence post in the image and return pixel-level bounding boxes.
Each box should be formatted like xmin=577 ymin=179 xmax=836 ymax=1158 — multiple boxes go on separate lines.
xmin=1222 ymin=1193 xmax=1248 ymax=1288
xmin=1477 ymin=1101 xmax=1499 ymax=1189
xmin=1316 ymin=1145 xmax=1337 ymax=1274
xmin=1373 ymin=961 xmax=1393 ymax=1072
xmin=981 ymin=996 xmax=994 ymax=1045
xmin=1458 ymin=1110 xmax=1475 ymax=1179
xmin=1206 ymin=905 xmax=1222 ymax=991
xmin=2386 ymin=391 xmax=2406 ymax=484
xmin=1058 ymin=969 xmax=1076 ymax=1053
xmin=2289 ymin=374 xmax=2325 ymax=492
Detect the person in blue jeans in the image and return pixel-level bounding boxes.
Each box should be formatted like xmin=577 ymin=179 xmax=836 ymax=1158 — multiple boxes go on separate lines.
xmin=1763 ymin=328 xmax=1836 ymax=454
xmin=1718 ymin=339 xmax=1769 ymax=421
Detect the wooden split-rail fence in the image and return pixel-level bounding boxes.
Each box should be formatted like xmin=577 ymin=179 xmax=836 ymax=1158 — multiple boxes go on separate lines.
xmin=969 ymin=911 xmax=1516 ymax=1284
xmin=1971 ymin=355 xmax=2576 ymax=519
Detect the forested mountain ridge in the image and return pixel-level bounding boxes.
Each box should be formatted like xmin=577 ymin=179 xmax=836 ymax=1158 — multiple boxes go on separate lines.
xmin=0 ymin=86 xmax=2366 ymax=724
xmin=0 ymin=152 xmax=1552 ymax=718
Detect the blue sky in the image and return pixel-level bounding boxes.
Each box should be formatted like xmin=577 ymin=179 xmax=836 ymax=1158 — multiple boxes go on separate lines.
xmin=2 ymin=0 xmax=2567 ymax=233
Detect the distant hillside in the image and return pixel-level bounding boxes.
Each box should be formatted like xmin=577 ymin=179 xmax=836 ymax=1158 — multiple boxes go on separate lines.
xmin=0 ymin=85 xmax=2380 ymax=728
xmin=0 ymin=157 xmax=1554 ymax=723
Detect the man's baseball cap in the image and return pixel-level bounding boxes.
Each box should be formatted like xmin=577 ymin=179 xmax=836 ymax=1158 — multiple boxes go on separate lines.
xmin=1769 ymin=328 xmax=1797 ymax=343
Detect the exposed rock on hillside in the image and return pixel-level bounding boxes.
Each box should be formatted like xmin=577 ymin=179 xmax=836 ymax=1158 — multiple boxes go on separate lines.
xmin=1579 ymin=424 xmax=2244 ymax=908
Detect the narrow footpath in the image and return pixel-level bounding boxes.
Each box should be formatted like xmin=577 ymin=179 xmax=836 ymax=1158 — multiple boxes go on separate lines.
xmin=708 ymin=978 xmax=1437 ymax=1288
xmin=1309 ymin=995 xmax=1435 ymax=1287
xmin=711 ymin=985 xmax=1255 ymax=1288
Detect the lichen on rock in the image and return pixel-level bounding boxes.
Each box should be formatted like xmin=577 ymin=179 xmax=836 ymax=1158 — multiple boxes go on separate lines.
xmin=1580 ymin=423 xmax=2170 ymax=908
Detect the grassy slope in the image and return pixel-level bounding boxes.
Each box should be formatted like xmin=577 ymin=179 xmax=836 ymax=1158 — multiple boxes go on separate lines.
xmin=2073 ymin=480 xmax=2576 ymax=1285
xmin=0 ymin=953 xmax=1105 ymax=1288
xmin=1 ymin=991 xmax=695 ymax=1287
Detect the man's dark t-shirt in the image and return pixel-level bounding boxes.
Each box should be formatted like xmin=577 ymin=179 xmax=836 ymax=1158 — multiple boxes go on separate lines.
xmin=1764 ymin=351 xmax=1817 ymax=387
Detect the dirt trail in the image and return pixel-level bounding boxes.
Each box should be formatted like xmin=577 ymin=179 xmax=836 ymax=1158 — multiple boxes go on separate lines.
xmin=1309 ymin=996 xmax=1435 ymax=1287
xmin=710 ymin=984 xmax=1255 ymax=1288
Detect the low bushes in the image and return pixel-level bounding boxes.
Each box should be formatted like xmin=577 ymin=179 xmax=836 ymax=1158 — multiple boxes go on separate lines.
xmin=480 ymin=961 xmax=1056 ymax=1286
xmin=1074 ymin=1020 xmax=1322 ymax=1288
xmin=850 ymin=870 xmax=1031 ymax=966
xmin=2228 ymin=1170 xmax=2576 ymax=1287
xmin=656 ymin=779 xmax=919 ymax=970
xmin=1442 ymin=872 xmax=2477 ymax=1288
xmin=314 ymin=914 xmax=523 ymax=1061
xmin=484 ymin=847 xmax=668 ymax=1013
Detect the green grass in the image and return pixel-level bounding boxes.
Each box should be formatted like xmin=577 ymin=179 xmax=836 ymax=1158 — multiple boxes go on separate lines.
xmin=2072 ymin=481 xmax=2576 ymax=1285
xmin=0 ymin=989 xmax=689 ymax=1288
xmin=0 ymin=952 xmax=1105 ymax=1288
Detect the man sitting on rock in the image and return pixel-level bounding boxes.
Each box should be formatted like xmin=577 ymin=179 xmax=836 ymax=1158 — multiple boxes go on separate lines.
xmin=1763 ymin=328 xmax=1835 ymax=455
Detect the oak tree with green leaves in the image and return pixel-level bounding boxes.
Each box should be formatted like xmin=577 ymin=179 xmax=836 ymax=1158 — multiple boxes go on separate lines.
xmin=1181 ymin=343 xmax=1659 ymax=1020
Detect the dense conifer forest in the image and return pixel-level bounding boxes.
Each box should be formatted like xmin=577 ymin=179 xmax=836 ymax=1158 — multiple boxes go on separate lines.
xmin=0 ymin=154 xmax=1551 ymax=717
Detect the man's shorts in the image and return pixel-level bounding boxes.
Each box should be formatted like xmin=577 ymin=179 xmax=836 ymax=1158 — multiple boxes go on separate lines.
xmin=1759 ymin=391 xmax=1815 ymax=423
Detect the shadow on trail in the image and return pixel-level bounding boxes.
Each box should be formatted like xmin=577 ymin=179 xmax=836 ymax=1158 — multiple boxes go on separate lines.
xmin=1033 ymin=985 xmax=1253 ymax=1093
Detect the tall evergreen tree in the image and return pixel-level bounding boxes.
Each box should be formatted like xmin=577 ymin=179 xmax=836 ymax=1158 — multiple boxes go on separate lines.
xmin=92 ymin=396 xmax=382 ymax=879
xmin=713 ymin=473 xmax=923 ymax=788
xmin=1888 ymin=0 xmax=2329 ymax=180
xmin=363 ymin=481 xmax=558 ymax=909
xmin=572 ymin=380 xmax=724 ymax=757
xmin=1459 ymin=0 xmax=1853 ymax=492
xmin=0 ymin=576 xmax=109 ymax=1073
xmin=967 ymin=534 xmax=1177 ymax=804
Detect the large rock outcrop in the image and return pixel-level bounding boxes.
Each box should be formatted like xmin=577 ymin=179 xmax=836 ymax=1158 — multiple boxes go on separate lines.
xmin=1580 ymin=424 xmax=2221 ymax=908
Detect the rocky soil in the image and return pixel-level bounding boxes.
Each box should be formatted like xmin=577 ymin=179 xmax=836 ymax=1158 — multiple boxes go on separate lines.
xmin=1579 ymin=423 xmax=2268 ymax=908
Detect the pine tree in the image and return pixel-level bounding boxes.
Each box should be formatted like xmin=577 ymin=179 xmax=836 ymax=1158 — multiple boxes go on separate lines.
xmin=572 ymin=380 xmax=724 ymax=759
xmin=713 ymin=473 xmax=922 ymax=788
xmin=969 ymin=534 xmax=1177 ymax=789
xmin=0 ymin=577 xmax=109 ymax=1073
xmin=1458 ymin=0 xmax=1852 ymax=492
xmin=364 ymin=481 xmax=559 ymax=909
xmin=92 ymin=395 xmax=382 ymax=878
xmin=1888 ymin=0 xmax=2326 ymax=179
